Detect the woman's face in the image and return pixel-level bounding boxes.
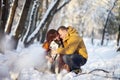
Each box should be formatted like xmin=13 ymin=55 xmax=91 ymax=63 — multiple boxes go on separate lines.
xmin=54 ymin=35 xmax=60 ymax=40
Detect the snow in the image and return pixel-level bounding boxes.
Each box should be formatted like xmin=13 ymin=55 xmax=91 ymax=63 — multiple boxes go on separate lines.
xmin=0 ymin=37 xmax=120 ymax=80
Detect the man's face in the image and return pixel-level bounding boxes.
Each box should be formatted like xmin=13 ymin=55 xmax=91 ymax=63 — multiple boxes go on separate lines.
xmin=58 ymin=29 xmax=67 ymax=39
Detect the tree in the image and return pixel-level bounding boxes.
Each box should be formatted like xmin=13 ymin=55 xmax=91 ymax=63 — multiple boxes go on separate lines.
xmin=0 ymin=0 xmax=9 ymax=31
xmin=116 ymin=1 xmax=120 ymax=46
xmin=117 ymin=26 xmax=120 ymax=46
xmin=0 ymin=0 xmax=2 ymax=27
xmin=16 ymin=0 xmax=32 ymax=40
xmin=4 ymin=0 xmax=18 ymax=34
xmin=91 ymin=28 xmax=94 ymax=45
xmin=101 ymin=0 xmax=118 ymax=45
xmin=21 ymin=0 xmax=40 ymax=47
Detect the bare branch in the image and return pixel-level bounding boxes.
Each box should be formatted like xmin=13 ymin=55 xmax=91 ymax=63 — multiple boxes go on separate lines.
xmin=76 ymin=69 xmax=120 ymax=80
xmin=54 ymin=0 xmax=71 ymax=13
xmin=88 ymin=69 xmax=109 ymax=74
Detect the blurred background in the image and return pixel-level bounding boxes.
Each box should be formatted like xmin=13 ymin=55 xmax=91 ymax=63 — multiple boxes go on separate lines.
xmin=0 ymin=0 xmax=120 ymax=49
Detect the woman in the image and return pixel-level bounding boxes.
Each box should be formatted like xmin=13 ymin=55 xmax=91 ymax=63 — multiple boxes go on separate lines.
xmin=43 ymin=29 xmax=66 ymax=73
xmin=43 ymin=29 xmax=61 ymax=61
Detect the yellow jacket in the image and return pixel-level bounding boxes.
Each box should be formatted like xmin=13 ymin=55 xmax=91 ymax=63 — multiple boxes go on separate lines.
xmin=57 ymin=26 xmax=88 ymax=59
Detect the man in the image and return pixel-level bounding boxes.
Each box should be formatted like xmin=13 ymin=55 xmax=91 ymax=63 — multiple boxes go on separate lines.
xmin=55 ymin=26 xmax=88 ymax=74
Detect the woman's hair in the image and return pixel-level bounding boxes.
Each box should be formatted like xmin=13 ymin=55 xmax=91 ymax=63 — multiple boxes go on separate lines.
xmin=46 ymin=29 xmax=59 ymax=43
xmin=43 ymin=29 xmax=59 ymax=51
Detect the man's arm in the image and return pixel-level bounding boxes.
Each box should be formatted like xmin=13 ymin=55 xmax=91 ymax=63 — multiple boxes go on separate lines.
xmin=57 ymin=36 xmax=80 ymax=54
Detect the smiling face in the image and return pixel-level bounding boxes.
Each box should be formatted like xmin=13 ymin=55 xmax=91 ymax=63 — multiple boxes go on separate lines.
xmin=58 ymin=29 xmax=67 ymax=40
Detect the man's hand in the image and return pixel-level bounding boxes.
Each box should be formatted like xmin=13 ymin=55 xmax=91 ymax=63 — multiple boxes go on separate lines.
xmin=46 ymin=56 xmax=54 ymax=63
xmin=51 ymin=50 xmax=58 ymax=54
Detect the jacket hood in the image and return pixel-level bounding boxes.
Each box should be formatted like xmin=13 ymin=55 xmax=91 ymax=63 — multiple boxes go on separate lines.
xmin=63 ymin=26 xmax=79 ymax=41
xmin=67 ymin=26 xmax=78 ymax=36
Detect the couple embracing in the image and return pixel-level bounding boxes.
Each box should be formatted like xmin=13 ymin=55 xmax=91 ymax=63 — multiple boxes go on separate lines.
xmin=43 ymin=26 xmax=88 ymax=74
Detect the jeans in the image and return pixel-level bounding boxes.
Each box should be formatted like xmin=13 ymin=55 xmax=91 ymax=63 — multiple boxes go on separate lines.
xmin=63 ymin=53 xmax=87 ymax=71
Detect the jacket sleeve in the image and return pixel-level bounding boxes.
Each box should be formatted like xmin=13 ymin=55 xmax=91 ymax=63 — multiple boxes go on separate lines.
xmin=57 ymin=36 xmax=80 ymax=54
xmin=79 ymin=38 xmax=88 ymax=59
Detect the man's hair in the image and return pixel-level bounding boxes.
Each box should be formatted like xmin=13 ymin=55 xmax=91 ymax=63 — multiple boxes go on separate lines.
xmin=57 ymin=26 xmax=68 ymax=31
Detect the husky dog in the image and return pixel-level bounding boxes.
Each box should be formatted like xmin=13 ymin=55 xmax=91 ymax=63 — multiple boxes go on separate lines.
xmin=48 ymin=40 xmax=60 ymax=74
xmin=50 ymin=40 xmax=59 ymax=60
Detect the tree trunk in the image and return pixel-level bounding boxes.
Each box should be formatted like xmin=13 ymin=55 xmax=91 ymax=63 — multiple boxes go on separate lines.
xmin=1 ymin=0 xmax=9 ymax=31
xmin=40 ymin=0 xmax=71 ymax=43
xmin=101 ymin=0 xmax=118 ymax=45
xmin=4 ymin=0 xmax=18 ymax=34
xmin=39 ymin=0 xmax=49 ymax=43
xmin=10 ymin=0 xmax=31 ymax=40
xmin=22 ymin=0 xmax=40 ymax=47
xmin=0 ymin=0 xmax=2 ymax=19
xmin=36 ymin=0 xmax=44 ymax=41
xmin=117 ymin=25 xmax=120 ymax=46
xmin=91 ymin=28 xmax=94 ymax=45
xmin=40 ymin=17 xmax=51 ymax=43
xmin=40 ymin=0 xmax=61 ymax=43
xmin=0 ymin=0 xmax=2 ymax=27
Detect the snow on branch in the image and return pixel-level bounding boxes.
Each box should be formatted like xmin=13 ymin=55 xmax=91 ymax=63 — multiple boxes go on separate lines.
xmin=26 ymin=0 xmax=58 ymax=43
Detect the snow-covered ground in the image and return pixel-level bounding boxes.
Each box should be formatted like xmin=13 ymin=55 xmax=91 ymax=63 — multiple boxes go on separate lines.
xmin=0 ymin=37 xmax=120 ymax=80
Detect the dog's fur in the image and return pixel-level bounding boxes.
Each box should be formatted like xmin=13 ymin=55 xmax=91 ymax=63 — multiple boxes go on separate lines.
xmin=49 ymin=40 xmax=60 ymax=74
xmin=49 ymin=40 xmax=70 ymax=75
